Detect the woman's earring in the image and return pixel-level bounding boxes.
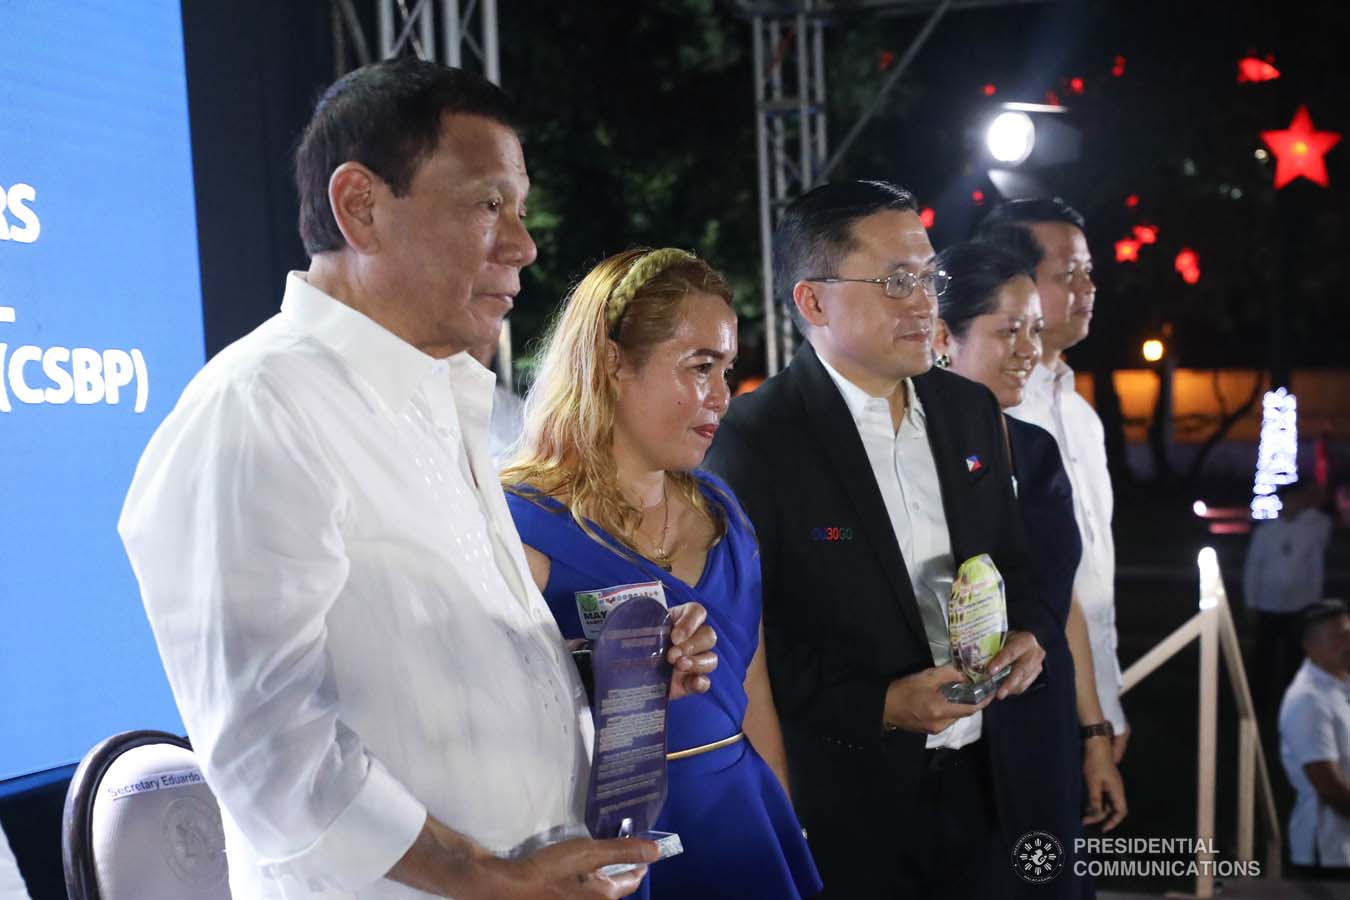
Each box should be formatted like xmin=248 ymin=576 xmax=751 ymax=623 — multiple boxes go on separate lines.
xmin=935 ymin=353 xmax=952 ymax=369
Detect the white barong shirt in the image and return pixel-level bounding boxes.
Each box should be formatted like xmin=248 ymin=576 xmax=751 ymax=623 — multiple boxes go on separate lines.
xmin=120 ymin=273 xmax=590 ymax=898
xmin=1007 ymin=359 xmax=1126 ymax=732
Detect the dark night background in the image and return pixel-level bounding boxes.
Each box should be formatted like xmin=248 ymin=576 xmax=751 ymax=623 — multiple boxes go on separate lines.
xmin=184 ymin=0 xmax=1349 ymax=377
xmin=2 ymin=2 xmax=1345 ymax=897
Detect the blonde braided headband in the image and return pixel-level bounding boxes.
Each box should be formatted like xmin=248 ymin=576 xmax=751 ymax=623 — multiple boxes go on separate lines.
xmin=604 ymin=248 xmax=698 ymax=333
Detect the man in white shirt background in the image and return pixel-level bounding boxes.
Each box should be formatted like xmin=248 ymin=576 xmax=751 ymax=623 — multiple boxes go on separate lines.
xmin=1247 ymin=483 xmax=1335 ymax=723
xmin=1279 ymin=598 xmax=1350 ymax=877
xmin=120 ymin=58 xmax=717 ymax=900
xmin=467 ymin=338 xmax=526 ymax=464
xmin=980 ymin=198 xmax=1130 ymax=763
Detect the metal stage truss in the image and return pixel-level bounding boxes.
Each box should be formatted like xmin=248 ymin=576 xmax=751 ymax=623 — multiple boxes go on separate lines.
xmin=729 ymin=0 xmax=1048 ymax=374
xmin=327 ymin=1 xmax=1054 ymax=381
xmin=330 ymin=0 xmax=515 ymax=389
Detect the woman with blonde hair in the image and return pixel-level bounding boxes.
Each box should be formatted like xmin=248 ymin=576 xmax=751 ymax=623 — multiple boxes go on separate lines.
xmin=503 ymin=248 xmax=821 ymax=898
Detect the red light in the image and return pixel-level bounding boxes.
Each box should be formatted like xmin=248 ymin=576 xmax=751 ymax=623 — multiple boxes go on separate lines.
xmin=1125 ymin=194 xmax=1140 ymax=208
xmin=1132 ymin=224 xmax=1158 ymax=245
xmin=983 ymin=83 xmax=997 ymax=96
xmin=1237 ymin=57 xmax=1281 ymax=83
xmin=971 ymin=190 xmax=985 ymax=206
xmin=1261 ymin=105 xmax=1342 ymax=189
xmin=1111 ymin=55 xmax=1126 ymax=78
xmin=919 ymin=207 xmax=936 ymax=229
xmin=1044 ymin=90 xmax=1060 ymax=106
xmin=879 ymin=50 xmax=896 ymax=71
xmin=1115 ymin=238 xmax=1141 ymax=263
xmin=1068 ymin=77 xmax=1085 ymax=95
xmin=1174 ymin=248 xmax=1201 ymax=284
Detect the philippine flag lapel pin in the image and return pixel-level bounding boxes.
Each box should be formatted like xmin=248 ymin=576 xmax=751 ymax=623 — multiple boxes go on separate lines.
xmin=965 ymin=454 xmax=983 ymax=473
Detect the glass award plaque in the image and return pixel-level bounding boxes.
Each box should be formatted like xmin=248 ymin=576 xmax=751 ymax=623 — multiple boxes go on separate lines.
xmin=584 ymin=595 xmax=684 ymax=876
xmin=941 ymin=553 xmax=1011 ymax=704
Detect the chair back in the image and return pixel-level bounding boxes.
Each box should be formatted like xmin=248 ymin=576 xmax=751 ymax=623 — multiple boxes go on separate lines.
xmin=62 ymin=730 xmax=230 ymax=900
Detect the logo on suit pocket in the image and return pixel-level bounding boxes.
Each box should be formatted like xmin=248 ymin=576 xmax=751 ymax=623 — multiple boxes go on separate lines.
xmin=809 ymin=526 xmax=854 ymax=542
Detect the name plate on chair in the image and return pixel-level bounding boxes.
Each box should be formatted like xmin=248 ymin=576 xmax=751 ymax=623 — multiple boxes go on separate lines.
xmin=104 ymin=766 xmax=206 ymax=800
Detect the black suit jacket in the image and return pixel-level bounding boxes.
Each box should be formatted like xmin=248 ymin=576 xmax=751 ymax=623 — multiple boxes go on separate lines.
xmin=704 ymin=343 xmax=1056 ymax=873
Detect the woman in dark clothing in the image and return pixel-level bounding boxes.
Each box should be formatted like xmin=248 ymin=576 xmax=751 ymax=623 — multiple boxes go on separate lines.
xmin=934 ymin=241 xmax=1126 ymax=897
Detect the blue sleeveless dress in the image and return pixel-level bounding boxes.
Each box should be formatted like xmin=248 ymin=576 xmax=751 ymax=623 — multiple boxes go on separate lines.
xmin=507 ymin=471 xmax=822 ymax=899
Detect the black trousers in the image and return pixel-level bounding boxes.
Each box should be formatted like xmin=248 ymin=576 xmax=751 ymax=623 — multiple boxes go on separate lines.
xmin=1254 ymin=611 xmax=1305 ymax=721
xmin=812 ymin=741 xmax=1008 ymax=900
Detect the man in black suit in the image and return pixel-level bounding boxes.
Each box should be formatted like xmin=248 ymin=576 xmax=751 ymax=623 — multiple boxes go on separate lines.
xmin=704 ymin=180 xmax=1053 ymax=898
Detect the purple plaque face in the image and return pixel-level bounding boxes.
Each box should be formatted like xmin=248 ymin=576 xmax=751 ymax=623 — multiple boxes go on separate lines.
xmin=584 ymin=596 xmax=674 ymax=838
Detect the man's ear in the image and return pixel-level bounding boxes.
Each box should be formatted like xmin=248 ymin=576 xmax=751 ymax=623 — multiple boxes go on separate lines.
xmin=328 ymin=162 xmax=380 ymax=253
xmin=792 ymin=281 xmax=828 ymax=329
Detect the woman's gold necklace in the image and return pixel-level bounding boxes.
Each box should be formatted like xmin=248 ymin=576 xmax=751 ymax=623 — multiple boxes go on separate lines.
xmin=645 ymin=478 xmax=674 ymax=571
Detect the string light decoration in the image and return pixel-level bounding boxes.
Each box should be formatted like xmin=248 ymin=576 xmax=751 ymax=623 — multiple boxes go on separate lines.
xmin=1251 ymin=388 xmax=1299 ymax=519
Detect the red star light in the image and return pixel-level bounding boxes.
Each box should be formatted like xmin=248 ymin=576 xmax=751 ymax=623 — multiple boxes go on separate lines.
xmin=1237 ymin=57 xmax=1280 ymax=83
xmin=1115 ymin=238 xmax=1141 ymax=263
xmin=971 ymin=190 xmax=985 ymax=206
xmin=1125 ymin=194 xmax=1140 ymax=208
xmin=1261 ymin=106 xmax=1341 ymax=189
xmin=1132 ymin=224 xmax=1158 ymax=245
xmin=1175 ymin=248 xmax=1201 ymax=284
xmin=983 ymin=83 xmax=997 ymax=96
xmin=919 ymin=207 xmax=936 ymax=229
xmin=1111 ymin=55 xmax=1126 ymax=78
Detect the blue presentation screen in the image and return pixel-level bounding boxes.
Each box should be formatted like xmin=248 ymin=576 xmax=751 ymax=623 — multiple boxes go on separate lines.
xmin=1 ymin=3 xmax=201 ymax=780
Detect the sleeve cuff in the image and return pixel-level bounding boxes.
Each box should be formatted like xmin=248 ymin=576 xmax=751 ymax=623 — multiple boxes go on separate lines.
xmin=259 ymin=757 xmax=427 ymax=891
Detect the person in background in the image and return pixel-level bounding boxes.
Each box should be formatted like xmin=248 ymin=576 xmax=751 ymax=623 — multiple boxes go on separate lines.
xmin=503 ymin=248 xmax=821 ymax=899
xmin=979 ymin=199 xmax=1129 ymax=764
xmin=705 ymin=180 xmax=1050 ymax=899
xmin=119 ymin=58 xmax=719 ymax=900
xmin=935 ymin=239 xmax=1128 ymax=898
xmin=0 ymin=824 xmax=31 ymax=900
xmin=467 ymin=337 xmax=526 ymax=463
xmin=1279 ymin=598 xmax=1350 ymax=878
xmin=1245 ymin=482 xmax=1334 ymax=719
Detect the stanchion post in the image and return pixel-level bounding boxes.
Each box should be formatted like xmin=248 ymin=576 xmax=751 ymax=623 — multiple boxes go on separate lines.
xmin=1195 ymin=604 xmax=1218 ymax=898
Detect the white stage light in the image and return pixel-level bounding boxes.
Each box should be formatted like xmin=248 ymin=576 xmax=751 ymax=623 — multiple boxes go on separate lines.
xmin=986 ymin=112 xmax=1036 ymax=165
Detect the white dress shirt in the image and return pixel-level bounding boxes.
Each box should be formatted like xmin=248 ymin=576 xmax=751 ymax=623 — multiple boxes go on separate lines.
xmin=0 ymin=824 xmax=30 ymax=900
xmin=818 ymin=356 xmax=981 ymax=750
xmin=119 ymin=273 xmax=591 ymax=899
xmin=1243 ymin=508 xmax=1334 ymax=614
xmin=1007 ymin=359 xmax=1126 ymax=732
xmin=1280 ymin=659 xmax=1350 ymax=865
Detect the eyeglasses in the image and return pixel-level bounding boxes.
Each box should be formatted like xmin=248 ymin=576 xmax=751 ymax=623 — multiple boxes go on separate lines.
xmin=805 ymin=268 xmax=951 ymax=300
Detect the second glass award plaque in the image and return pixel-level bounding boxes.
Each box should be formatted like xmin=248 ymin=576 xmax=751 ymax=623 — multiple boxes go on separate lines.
xmin=941 ymin=553 xmax=1011 ymax=704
